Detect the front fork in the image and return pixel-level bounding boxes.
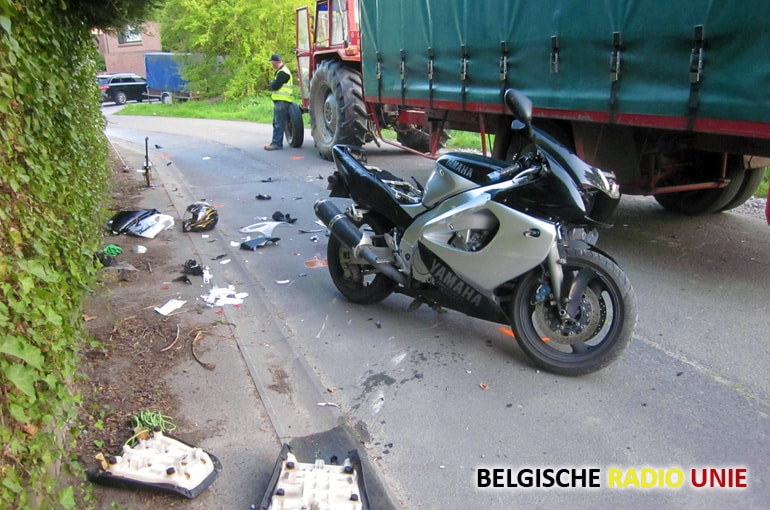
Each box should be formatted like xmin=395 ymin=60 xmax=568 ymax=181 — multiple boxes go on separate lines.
xmin=543 ymin=226 xmax=598 ymax=321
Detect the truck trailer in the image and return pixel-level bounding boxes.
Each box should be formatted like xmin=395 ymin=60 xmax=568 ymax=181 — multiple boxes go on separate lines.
xmin=295 ymin=0 xmax=770 ymax=216
xmin=144 ymin=52 xmax=193 ymax=104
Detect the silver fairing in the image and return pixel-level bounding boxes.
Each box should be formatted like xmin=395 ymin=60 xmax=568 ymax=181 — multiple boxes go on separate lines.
xmin=403 ymin=185 xmax=557 ymax=294
xmin=421 ymin=162 xmax=478 ymax=207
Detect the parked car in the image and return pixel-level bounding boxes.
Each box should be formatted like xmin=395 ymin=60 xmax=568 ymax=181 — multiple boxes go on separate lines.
xmin=98 ymin=73 xmax=147 ymax=104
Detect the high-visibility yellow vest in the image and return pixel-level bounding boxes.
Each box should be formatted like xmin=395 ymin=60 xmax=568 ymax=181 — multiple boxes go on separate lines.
xmin=271 ymin=66 xmax=293 ymax=102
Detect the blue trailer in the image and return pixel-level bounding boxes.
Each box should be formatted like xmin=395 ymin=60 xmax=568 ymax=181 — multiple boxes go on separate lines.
xmin=144 ymin=52 xmax=192 ymax=103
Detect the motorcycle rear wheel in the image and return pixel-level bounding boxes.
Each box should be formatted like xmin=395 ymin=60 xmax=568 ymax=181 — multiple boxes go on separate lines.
xmin=510 ymin=248 xmax=637 ymax=376
xmin=327 ymin=214 xmax=396 ymax=304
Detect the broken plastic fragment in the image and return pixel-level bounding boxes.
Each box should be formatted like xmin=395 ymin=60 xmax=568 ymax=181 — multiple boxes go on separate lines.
xmin=127 ymin=213 xmax=175 ymax=238
xmin=240 ymin=237 xmax=280 ymax=250
xmin=108 ymin=209 xmax=160 ymax=235
xmin=200 ymin=286 xmax=247 ymax=306
xmin=155 ymin=299 xmax=186 ymax=316
xmin=238 ymin=221 xmax=283 ymax=236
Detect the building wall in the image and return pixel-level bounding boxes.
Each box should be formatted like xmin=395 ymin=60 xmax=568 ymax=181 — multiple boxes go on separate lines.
xmin=94 ymin=22 xmax=162 ymax=77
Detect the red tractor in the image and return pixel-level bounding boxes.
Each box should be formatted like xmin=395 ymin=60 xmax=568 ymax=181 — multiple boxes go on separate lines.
xmin=295 ymin=0 xmax=444 ymax=159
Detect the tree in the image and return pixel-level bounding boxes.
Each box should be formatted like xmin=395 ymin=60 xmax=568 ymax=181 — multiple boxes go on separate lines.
xmin=64 ymin=0 xmax=163 ymax=30
xmin=159 ymin=0 xmax=304 ymax=99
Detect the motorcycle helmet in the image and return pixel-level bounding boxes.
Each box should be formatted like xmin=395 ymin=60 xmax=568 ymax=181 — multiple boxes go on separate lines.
xmin=182 ymin=201 xmax=218 ymax=232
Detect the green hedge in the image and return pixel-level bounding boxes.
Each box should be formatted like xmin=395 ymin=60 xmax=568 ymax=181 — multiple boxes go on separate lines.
xmin=0 ymin=1 xmax=117 ymax=508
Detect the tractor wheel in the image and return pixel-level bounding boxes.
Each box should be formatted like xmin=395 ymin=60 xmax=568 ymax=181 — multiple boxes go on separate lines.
xmin=308 ymin=60 xmax=368 ymax=160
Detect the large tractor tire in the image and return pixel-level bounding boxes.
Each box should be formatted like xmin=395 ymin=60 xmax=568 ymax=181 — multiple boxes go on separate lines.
xmin=653 ymin=153 xmax=747 ymax=215
xmin=309 ymin=60 xmax=368 ymax=160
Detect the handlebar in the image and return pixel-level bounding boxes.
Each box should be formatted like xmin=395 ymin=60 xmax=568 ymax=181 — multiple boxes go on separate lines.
xmin=486 ymin=162 xmax=522 ymax=183
xmin=485 ymin=155 xmax=544 ymax=184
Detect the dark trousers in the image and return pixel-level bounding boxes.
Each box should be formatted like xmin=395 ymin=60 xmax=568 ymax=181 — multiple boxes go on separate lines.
xmin=271 ymin=100 xmax=290 ymax=147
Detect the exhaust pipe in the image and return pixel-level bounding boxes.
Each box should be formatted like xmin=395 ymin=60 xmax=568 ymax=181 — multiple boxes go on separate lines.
xmin=314 ymin=199 xmax=407 ymax=285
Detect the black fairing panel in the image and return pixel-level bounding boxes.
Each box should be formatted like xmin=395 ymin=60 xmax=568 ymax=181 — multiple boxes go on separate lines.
xmin=332 ymin=146 xmax=414 ymax=230
xmin=436 ymin=152 xmax=510 ymax=185
xmin=491 ymin=160 xmax=587 ymax=222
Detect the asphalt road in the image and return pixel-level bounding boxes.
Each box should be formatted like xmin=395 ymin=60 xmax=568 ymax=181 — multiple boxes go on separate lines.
xmin=105 ymin=107 xmax=770 ymax=509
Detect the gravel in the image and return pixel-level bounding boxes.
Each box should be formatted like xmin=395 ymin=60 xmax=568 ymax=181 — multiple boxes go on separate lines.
xmin=729 ymin=197 xmax=768 ymax=221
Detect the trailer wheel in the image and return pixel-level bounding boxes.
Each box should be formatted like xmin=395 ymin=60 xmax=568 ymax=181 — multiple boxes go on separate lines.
xmin=309 ymin=60 xmax=367 ymax=160
xmin=718 ymin=166 xmax=766 ymax=212
xmin=285 ymin=103 xmax=304 ymax=148
xmin=653 ymin=153 xmax=746 ymax=215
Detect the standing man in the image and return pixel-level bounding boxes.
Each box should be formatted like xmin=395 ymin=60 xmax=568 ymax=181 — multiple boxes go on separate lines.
xmin=264 ymin=53 xmax=293 ymax=151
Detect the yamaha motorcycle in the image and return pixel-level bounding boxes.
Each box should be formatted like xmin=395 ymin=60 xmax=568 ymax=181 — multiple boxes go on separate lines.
xmin=314 ymin=89 xmax=637 ymax=376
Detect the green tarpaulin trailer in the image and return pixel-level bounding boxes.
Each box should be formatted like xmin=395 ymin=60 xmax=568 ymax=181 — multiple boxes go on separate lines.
xmin=361 ymin=0 xmax=769 ymax=132
xmin=297 ymin=0 xmax=769 ymax=214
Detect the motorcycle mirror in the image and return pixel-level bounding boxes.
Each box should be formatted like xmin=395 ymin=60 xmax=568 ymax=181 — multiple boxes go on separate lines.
xmin=504 ymin=89 xmax=534 ymax=141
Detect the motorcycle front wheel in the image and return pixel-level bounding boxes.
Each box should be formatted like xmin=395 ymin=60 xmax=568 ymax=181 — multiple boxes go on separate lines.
xmin=510 ymin=248 xmax=637 ymax=376
xmin=327 ymin=214 xmax=396 ymax=305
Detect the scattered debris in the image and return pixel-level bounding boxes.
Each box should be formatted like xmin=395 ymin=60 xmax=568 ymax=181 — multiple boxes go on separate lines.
xmin=86 ymin=428 xmax=221 ymax=499
xmin=160 ymin=325 xmax=182 ymax=352
xmin=108 ymin=209 xmax=174 ymax=238
xmin=102 ymin=244 xmax=123 ymax=256
xmin=172 ymin=275 xmax=192 ymax=285
xmin=240 ymin=237 xmax=280 ymax=250
xmin=479 ymin=383 xmax=489 ymax=390
xmin=239 ymin=221 xmax=283 ymax=236
xmin=272 ymin=211 xmax=297 ymax=224
xmin=260 ymin=445 xmax=367 ymax=510
xmin=129 ymin=213 xmax=174 ymax=238
xmin=200 ymin=286 xmax=247 ymax=306
xmin=155 ymin=299 xmax=186 ymax=316
xmin=255 ymin=194 xmax=272 ymax=200
xmin=108 ymin=209 xmax=156 ymax=234
xmin=182 ymin=259 xmax=204 ymax=276
xmin=191 ymin=328 xmax=216 ymax=370
xmin=182 ymin=202 xmax=218 ymax=233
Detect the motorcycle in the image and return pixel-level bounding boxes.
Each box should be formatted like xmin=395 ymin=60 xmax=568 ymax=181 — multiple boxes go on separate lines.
xmin=314 ymin=89 xmax=637 ymax=376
